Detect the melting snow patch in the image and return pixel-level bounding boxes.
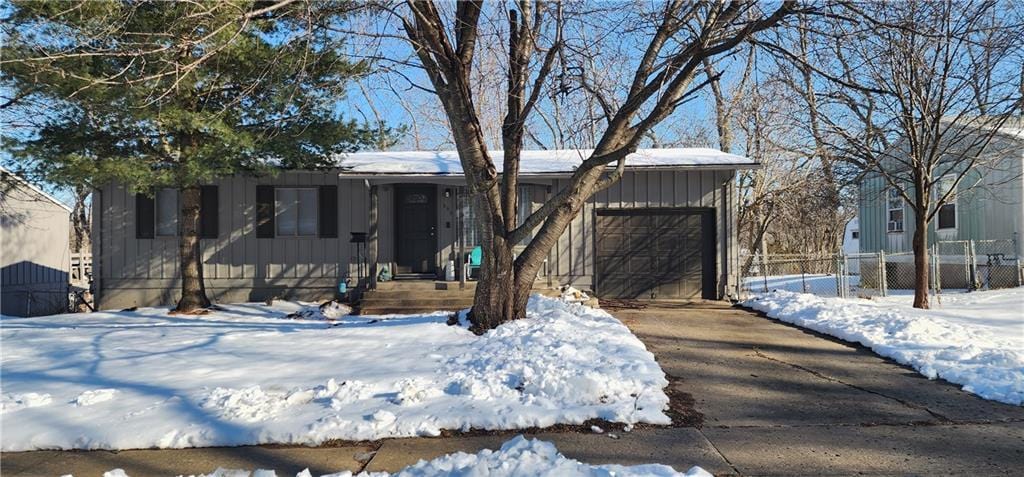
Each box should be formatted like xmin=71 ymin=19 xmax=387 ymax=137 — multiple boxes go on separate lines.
xmin=743 ymin=289 xmax=1024 ymax=405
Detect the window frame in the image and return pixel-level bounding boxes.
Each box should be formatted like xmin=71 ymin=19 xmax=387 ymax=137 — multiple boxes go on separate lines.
xmin=155 ymin=188 xmax=178 ymax=237
xmin=886 ymin=188 xmax=904 ymax=234
xmin=935 ymin=176 xmax=957 ymax=231
xmin=274 ymin=187 xmax=318 ymax=237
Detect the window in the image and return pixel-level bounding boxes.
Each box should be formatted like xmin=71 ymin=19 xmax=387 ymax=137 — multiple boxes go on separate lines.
xmin=276 ymin=188 xmax=317 ymax=236
xmin=935 ymin=176 xmax=957 ymax=230
xmin=457 ymin=186 xmax=536 ymax=247
xmin=155 ymin=188 xmax=178 ymax=236
xmin=516 ymin=185 xmax=535 ymax=245
xmin=851 ymin=230 xmax=859 ymax=240
xmin=457 ymin=189 xmax=480 ymax=248
xmin=886 ymin=188 xmax=904 ymax=233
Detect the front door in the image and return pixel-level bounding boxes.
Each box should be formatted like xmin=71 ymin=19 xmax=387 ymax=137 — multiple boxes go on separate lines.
xmin=395 ymin=185 xmax=438 ymax=274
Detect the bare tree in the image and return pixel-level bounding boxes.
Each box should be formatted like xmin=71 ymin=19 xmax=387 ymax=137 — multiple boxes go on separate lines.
xmin=383 ymin=0 xmax=799 ymax=330
xmin=762 ymin=0 xmax=1023 ymax=308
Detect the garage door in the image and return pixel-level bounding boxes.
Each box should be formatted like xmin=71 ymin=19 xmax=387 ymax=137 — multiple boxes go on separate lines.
xmin=595 ymin=209 xmax=715 ymax=300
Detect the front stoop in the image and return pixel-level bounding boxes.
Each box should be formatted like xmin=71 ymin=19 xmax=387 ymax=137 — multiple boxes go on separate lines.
xmin=357 ymin=281 xmax=589 ymax=315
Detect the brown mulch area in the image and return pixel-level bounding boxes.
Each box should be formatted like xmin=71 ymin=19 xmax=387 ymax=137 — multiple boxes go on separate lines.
xmin=600 ymin=299 xmax=649 ymax=311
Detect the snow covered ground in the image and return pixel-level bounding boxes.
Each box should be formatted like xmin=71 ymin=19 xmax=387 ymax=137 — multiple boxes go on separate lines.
xmin=743 ymin=288 xmax=1024 ymax=405
xmin=89 ymin=436 xmax=710 ymax=477
xmin=0 ymin=296 xmax=669 ymax=451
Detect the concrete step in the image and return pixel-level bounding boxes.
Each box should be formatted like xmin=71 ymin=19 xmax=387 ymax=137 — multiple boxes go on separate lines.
xmin=358 ymin=306 xmax=466 ymax=315
xmin=374 ymin=281 xmax=475 ymax=291
xmin=361 ymin=298 xmax=475 ymax=307
xmin=362 ymin=290 xmax=475 ymax=300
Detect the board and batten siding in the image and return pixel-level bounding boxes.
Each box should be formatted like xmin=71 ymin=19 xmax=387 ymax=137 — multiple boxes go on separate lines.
xmin=552 ymin=169 xmax=738 ymax=298
xmin=858 ymin=136 xmax=1023 ymax=257
xmin=95 ymin=168 xmax=741 ymax=309
xmin=1 ymin=176 xmax=72 ymax=316
xmin=94 ymin=172 xmax=370 ymax=309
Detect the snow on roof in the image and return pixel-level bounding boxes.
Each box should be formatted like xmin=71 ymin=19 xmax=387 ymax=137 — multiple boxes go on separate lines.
xmin=334 ymin=148 xmax=756 ymax=176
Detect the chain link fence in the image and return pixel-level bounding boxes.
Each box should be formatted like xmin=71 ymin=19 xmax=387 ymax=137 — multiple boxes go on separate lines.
xmin=740 ymin=239 xmax=1022 ymax=300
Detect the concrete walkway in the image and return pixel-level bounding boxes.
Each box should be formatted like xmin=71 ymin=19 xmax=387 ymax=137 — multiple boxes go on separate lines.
xmin=4 ymin=304 xmax=1023 ymax=476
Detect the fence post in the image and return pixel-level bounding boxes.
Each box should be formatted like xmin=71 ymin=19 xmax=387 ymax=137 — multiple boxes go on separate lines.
xmin=879 ymin=250 xmax=888 ymax=297
xmin=761 ymin=254 xmax=769 ymax=293
xmin=835 ymin=254 xmax=845 ymax=298
xmin=968 ymin=240 xmax=978 ymax=291
xmin=800 ymin=260 xmax=808 ymax=293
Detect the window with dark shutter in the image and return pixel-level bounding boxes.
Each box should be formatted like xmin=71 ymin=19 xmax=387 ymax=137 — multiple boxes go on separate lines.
xmin=200 ymin=185 xmax=219 ymax=239
xmin=136 ymin=193 xmax=155 ymax=239
xmin=256 ymin=185 xmax=275 ymax=238
xmin=318 ymin=185 xmax=338 ymax=238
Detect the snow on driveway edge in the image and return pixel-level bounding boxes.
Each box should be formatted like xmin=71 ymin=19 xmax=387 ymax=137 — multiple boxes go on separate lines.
xmin=742 ymin=290 xmax=1024 ymax=405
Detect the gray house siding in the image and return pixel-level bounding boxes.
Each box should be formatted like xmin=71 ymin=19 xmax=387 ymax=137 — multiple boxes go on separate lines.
xmin=95 ymin=168 xmax=740 ymax=309
xmin=858 ymin=134 xmax=1023 ymax=257
xmin=94 ymin=172 xmax=367 ymax=309
xmin=1 ymin=174 xmax=72 ymax=317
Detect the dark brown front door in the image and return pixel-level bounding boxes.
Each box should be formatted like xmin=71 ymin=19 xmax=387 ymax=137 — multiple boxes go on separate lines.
xmin=395 ymin=185 xmax=437 ymax=274
xmin=595 ymin=208 xmax=716 ymax=300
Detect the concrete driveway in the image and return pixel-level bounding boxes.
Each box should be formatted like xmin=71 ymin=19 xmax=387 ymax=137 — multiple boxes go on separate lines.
xmin=3 ymin=304 xmax=1023 ymax=476
xmin=612 ymin=302 xmax=1024 ymax=476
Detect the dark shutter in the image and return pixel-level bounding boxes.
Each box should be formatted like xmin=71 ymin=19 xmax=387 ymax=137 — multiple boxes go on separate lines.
xmin=318 ymin=185 xmax=338 ymax=238
xmin=200 ymin=185 xmax=219 ymax=239
xmin=136 ymin=193 xmax=155 ymax=239
xmin=256 ymin=185 xmax=275 ymax=238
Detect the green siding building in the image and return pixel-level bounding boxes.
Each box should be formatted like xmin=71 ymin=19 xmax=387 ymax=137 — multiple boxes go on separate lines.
xmin=858 ymin=127 xmax=1023 ymax=258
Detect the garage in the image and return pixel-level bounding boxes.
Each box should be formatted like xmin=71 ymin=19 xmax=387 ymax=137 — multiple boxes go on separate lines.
xmin=595 ymin=208 xmax=716 ymax=300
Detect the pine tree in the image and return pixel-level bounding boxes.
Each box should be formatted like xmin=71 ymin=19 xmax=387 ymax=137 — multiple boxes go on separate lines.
xmin=2 ymin=1 xmax=393 ymax=312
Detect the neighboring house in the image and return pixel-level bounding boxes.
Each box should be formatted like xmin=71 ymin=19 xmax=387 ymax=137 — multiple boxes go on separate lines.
xmin=92 ymin=148 xmax=756 ymax=309
xmin=843 ymin=217 xmax=860 ymax=274
xmin=1 ymin=167 xmax=72 ymax=317
xmin=858 ymin=125 xmax=1023 ymax=259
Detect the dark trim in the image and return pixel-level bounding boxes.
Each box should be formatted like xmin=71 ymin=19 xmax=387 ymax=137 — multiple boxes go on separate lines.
xmin=200 ymin=185 xmax=219 ymax=239
xmin=255 ymin=185 xmax=275 ymax=238
xmin=135 ymin=193 xmax=155 ymax=239
xmin=595 ymin=207 xmax=715 ymax=216
xmin=318 ymin=185 xmax=338 ymax=238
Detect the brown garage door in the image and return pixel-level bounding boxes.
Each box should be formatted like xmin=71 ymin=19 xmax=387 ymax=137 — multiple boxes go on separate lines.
xmin=595 ymin=208 xmax=715 ymax=300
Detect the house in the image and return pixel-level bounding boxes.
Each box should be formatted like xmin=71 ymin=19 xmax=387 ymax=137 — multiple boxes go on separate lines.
xmin=842 ymin=217 xmax=860 ymax=274
xmin=91 ymin=148 xmax=756 ymax=310
xmin=857 ymin=123 xmax=1023 ymax=287
xmin=1 ymin=167 xmax=72 ymax=317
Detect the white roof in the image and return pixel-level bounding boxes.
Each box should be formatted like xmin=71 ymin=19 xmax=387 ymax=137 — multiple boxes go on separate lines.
xmin=334 ymin=148 xmax=755 ymax=176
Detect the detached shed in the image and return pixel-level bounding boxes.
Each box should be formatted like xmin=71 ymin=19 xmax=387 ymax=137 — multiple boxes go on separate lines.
xmin=1 ymin=167 xmax=72 ymax=316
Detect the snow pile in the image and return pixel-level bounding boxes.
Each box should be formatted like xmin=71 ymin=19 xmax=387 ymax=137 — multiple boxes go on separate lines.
xmin=284 ymin=301 xmax=353 ymax=321
xmin=559 ymin=286 xmax=590 ymax=303
xmin=1 ymin=392 xmax=52 ymax=413
xmin=75 ymin=389 xmax=119 ymax=406
xmin=1 ymin=295 xmax=669 ymax=451
xmin=94 ymin=436 xmax=707 ymax=477
xmin=743 ymin=289 xmax=1024 ymax=405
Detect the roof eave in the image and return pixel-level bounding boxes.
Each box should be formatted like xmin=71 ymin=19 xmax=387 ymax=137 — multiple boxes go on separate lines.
xmin=336 ymin=162 xmax=761 ymax=179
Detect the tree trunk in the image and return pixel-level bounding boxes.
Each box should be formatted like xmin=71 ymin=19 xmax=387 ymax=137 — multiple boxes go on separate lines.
xmin=175 ymin=186 xmax=211 ymax=313
xmin=911 ymin=210 xmax=930 ymax=309
xmin=71 ymin=186 xmax=90 ymax=253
